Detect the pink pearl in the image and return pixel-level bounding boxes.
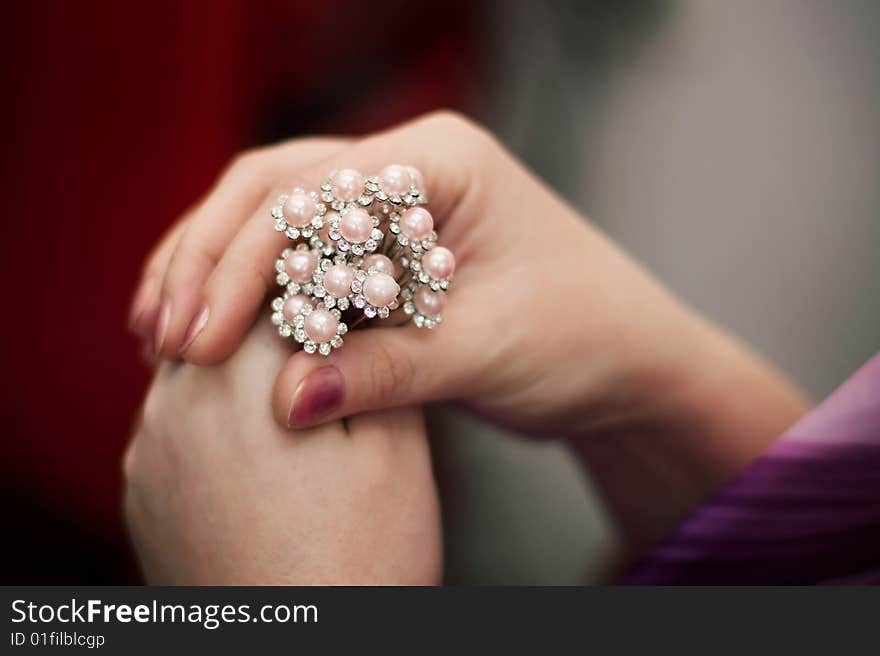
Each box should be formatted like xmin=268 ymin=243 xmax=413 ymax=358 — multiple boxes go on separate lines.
xmin=331 ymin=168 xmax=364 ymax=202
xmin=363 ymin=253 xmax=396 ymax=277
xmin=379 ymin=164 xmax=412 ymax=195
xmin=339 ymin=208 xmax=373 ymax=243
xmin=323 ymin=264 xmax=354 ymax=298
xmin=282 ymin=295 xmax=311 ymax=323
xmin=422 ymin=246 xmax=455 ymax=280
xmin=304 ymin=308 xmax=339 ymax=344
xmin=406 ymin=166 xmax=425 ymax=192
xmin=285 ymin=249 xmax=317 ymax=284
xmin=414 ymin=287 xmax=446 ymax=317
xmin=400 ymin=207 xmax=434 ymax=241
xmin=362 ymin=272 xmax=400 ymax=308
xmin=284 ymin=192 xmax=316 ymax=228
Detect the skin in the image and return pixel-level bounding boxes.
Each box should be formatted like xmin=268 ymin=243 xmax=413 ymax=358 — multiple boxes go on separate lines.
xmin=130 ymin=110 xmax=810 ymax=559
xmin=124 ymin=319 xmax=441 ymax=585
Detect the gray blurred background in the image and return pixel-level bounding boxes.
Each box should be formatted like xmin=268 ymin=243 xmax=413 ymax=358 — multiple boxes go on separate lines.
xmin=439 ymin=0 xmax=880 ymax=584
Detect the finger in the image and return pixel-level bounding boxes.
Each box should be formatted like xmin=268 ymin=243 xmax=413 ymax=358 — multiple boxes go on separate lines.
xmin=153 ymin=138 xmax=348 ymax=359
xmin=129 ymin=218 xmax=188 ymax=344
xmin=183 ymin=110 xmax=494 ymax=366
xmin=272 ymin=305 xmax=484 ymax=430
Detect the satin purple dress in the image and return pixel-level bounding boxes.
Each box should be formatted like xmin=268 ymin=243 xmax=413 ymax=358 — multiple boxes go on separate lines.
xmin=621 ymin=352 xmax=880 ymax=585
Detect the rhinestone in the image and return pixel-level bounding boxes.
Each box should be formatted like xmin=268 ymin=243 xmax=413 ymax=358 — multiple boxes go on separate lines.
xmin=321 ymin=182 xmax=332 ymax=192
xmin=323 ymin=296 xmax=335 ymax=309
xmin=271 ymin=312 xmax=283 ymax=325
xmin=271 ymin=206 xmax=283 ymax=219
xmin=351 ymin=244 xmax=364 ymax=255
xmin=364 ymin=239 xmax=377 ymax=251
xmin=378 ymin=307 xmax=390 ymax=319
xmin=337 ymin=323 xmax=348 ymax=335
xmin=279 ymin=324 xmax=293 ymax=337
xmin=370 ymin=228 xmax=383 ymax=240
xmin=397 ymin=235 xmax=409 ymax=246
xmin=319 ymin=343 xmax=331 ymax=356
xmin=389 ymin=223 xmax=400 ymax=234
xmin=364 ymin=306 xmax=377 ymax=318
xmin=271 ymin=298 xmax=284 ymax=312
xmin=357 ymin=196 xmax=371 ymax=206
xmin=376 ymin=191 xmax=388 ymax=201
xmin=404 ymin=301 xmax=415 ymax=315
xmin=285 ymin=227 xmax=299 ymax=239
xmin=330 ymin=336 xmax=343 ymax=348
xmin=274 ymin=260 xmax=285 ymax=273
xmin=304 ymin=341 xmax=317 ymax=354
xmin=353 ymin=295 xmax=366 ymax=308
xmin=277 ymin=272 xmax=290 ymax=285
xmin=413 ymin=315 xmax=425 ymax=327
xmin=313 ymin=285 xmax=326 ymax=298
xmin=350 ymin=280 xmax=362 ymax=293
xmin=294 ymin=329 xmax=306 ymax=341
xmin=337 ymin=297 xmax=350 ymax=310
xmin=331 ymin=200 xmax=344 ymax=211
xmin=274 ymin=220 xmax=287 ymax=232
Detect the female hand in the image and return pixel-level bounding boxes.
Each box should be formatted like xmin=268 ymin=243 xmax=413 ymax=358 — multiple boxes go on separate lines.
xmin=130 ymin=111 xmax=808 ymax=549
xmin=124 ymin=319 xmax=441 ymax=585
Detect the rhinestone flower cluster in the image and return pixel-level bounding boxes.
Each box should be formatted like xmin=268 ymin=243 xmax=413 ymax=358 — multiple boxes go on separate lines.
xmin=269 ymin=165 xmax=455 ymax=355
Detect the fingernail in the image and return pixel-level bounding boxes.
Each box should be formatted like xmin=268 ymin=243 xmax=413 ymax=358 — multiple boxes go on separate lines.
xmin=153 ymin=300 xmax=171 ymax=359
xmin=179 ymin=304 xmax=209 ymax=355
xmin=128 ymin=278 xmax=155 ymax=338
xmin=287 ymin=365 xmax=345 ymax=428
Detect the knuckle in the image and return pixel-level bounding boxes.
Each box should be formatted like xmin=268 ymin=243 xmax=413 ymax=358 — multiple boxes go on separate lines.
xmin=421 ymin=110 xmax=497 ymax=153
xmin=368 ymin=340 xmax=415 ymax=404
xmin=222 ymin=148 xmax=268 ymax=182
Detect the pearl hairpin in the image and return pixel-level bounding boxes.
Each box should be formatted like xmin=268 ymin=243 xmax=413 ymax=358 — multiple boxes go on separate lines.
xmin=269 ymin=166 xmax=455 ymax=355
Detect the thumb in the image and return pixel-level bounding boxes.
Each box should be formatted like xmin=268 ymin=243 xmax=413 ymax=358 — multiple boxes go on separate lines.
xmin=272 ymin=323 xmax=469 ymax=430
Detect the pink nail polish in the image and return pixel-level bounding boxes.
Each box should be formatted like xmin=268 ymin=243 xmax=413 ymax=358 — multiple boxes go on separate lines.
xmin=153 ymin=301 xmax=171 ymax=358
xmin=128 ymin=278 xmax=156 ymax=338
xmin=180 ymin=305 xmax=209 ymax=354
xmin=288 ymin=365 xmax=345 ymax=428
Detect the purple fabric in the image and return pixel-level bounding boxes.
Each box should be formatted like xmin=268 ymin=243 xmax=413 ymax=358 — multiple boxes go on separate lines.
xmin=620 ymin=351 xmax=880 ymax=585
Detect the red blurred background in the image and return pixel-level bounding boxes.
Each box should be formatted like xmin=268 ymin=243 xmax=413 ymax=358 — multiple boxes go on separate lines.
xmin=1 ymin=0 xmax=479 ymax=583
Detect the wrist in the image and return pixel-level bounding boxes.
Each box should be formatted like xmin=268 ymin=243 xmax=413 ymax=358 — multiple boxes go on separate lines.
xmin=571 ymin=312 xmax=810 ymax=555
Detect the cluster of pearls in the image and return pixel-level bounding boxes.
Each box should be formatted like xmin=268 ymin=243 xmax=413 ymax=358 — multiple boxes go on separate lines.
xmin=270 ymin=165 xmax=455 ymax=355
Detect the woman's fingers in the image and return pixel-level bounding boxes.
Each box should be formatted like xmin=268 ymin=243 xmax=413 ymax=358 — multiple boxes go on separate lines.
xmin=151 ymin=138 xmax=348 ymax=359
xmin=179 ymin=110 xmax=495 ymax=366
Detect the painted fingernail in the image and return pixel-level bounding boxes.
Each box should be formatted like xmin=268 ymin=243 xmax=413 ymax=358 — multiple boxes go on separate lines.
xmin=153 ymin=300 xmax=171 ymax=359
xmin=287 ymin=365 xmax=345 ymax=428
xmin=128 ymin=278 xmax=156 ymax=338
xmin=179 ymin=304 xmax=209 ymax=355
